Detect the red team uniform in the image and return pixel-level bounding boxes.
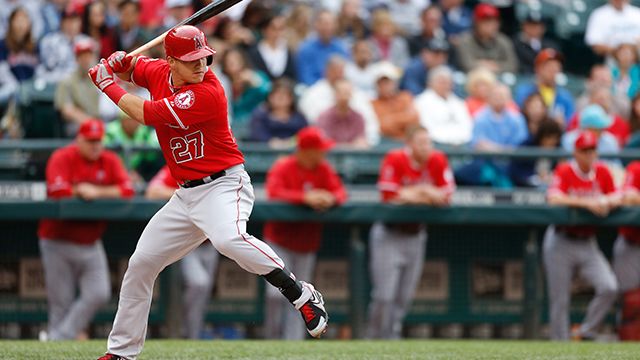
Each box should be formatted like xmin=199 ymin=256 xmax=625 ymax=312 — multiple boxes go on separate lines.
xmin=148 ymin=165 xmax=179 ymax=190
xmin=619 ymin=161 xmax=640 ymax=244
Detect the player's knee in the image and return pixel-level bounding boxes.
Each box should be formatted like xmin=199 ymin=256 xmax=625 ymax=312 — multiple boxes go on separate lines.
xmin=85 ymin=284 xmax=111 ymax=307
xmin=127 ymin=252 xmax=165 ymax=281
xmin=185 ymin=277 xmax=210 ymax=294
xmin=597 ymin=281 xmax=619 ymax=298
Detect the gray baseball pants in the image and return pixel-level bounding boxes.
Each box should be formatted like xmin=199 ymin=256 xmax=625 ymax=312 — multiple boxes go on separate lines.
xmin=543 ymin=226 xmax=618 ymax=340
xmin=39 ymin=239 xmax=111 ymax=340
xmin=613 ymin=235 xmax=640 ymax=292
xmin=180 ymin=242 xmax=219 ymax=339
xmin=263 ymin=241 xmax=316 ymax=340
xmin=367 ymin=222 xmax=426 ymax=339
xmin=107 ymin=165 xmax=286 ymax=359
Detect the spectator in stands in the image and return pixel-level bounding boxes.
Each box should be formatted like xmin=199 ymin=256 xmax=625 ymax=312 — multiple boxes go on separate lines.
xmin=38 ymin=119 xmax=134 ymax=341
xmin=385 ymin=0 xmax=426 ymax=37
xmin=296 ymin=10 xmax=349 ymax=86
xmin=577 ymin=64 xmax=629 ymax=119
xmin=368 ymin=9 xmax=410 ymax=68
xmin=219 ymin=47 xmax=271 ymax=139
xmin=454 ymin=3 xmax=517 ymax=74
xmin=0 ymin=0 xmax=44 ymax=41
xmin=0 ymin=7 xmax=38 ymax=82
xmin=610 ymin=43 xmax=640 ymax=102
xmin=544 ymin=130 xmax=620 ymax=341
xmin=371 ymin=62 xmax=419 ymax=142
xmin=209 ymin=17 xmax=255 ymax=57
xmin=336 ymin=0 xmax=368 ymax=47
xmin=515 ymin=48 xmax=574 ymax=125
xmin=512 ymin=11 xmax=558 ymax=74
xmin=114 ymin=0 xmax=151 ymax=53
xmin=400 ymin=37 xmax=450 ymax=96
xmin=562 ymin=104 xmax=620 ymax=153
xmin=509 ymin=119 xmax=563 ymax=188
xmin=439 ymin=0 xmax=472 ymax=43
xmin=408 ymin=5 xmax=445 ymax=57
xmin=35 ymin=7 xmax=84 ymax=84
xmin=464 ymin=66 xmax=519 ymax=118
xmin=163 ymin=0 xmax=193 ymax=29
xmin=414 ymin=66 xmax=471 ymax=146
xmin=145 ymin=166 xmax=220 ymax=340
xmin=248 ymin=78 xmax=307 ymax=147
xmin=345 ymin=39 xmax=378 ymax=98
xmin=369 ymin=124 xmax=455 ymax=339
xmin=585 ymin=0 xmax=640 ymax=57
xmin=627 ymin=93 xmax=640 ymax=148
xmin=104 ymin=111 xmax=161 ymax=184
xmin=263 ymin=126 xmax=347 ymax=340
xmin=317 ymin=79 xmax=369 ymax=149
xmin=566 ymin=86 xmax=630 ymax=148
xmin=521 ymin=93 xmax=551 ymax=137
xmin=284 ymin=4 xmax=313 ymax=52
xmin=81 ymin=0 xmax=117 ymax=60
xmin=247 ymin=13 xmax=297 ymax=81
xmin=54 ymin=38 xmax=101 ymax=137
xmin=299 ymin=55 xmax=380 ymax=145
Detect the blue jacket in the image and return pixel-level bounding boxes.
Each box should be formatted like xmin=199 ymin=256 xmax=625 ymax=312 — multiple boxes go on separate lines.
xmin=514 ymin=82 xmax=575 ymax=124
xmin=400 ymin=57 xmax=428 ymax=96
xmin=296 ymin=37 xmax=349 ymax=86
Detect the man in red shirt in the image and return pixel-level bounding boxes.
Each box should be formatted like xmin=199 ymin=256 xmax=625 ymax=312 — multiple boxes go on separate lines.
xmin=545 ymin=130 xmax=621 ymax=341
xmin=263 ymin=127 xmax=347 ymax=339
xmin=145 ymin=166 xmax=220 ymax=340
xmin=613 ymin=161 xmax=640 ymax=340
xmin=368 ymin=125 xmax=455 ymax=339
xmin=89 ymin=26 xmax=328 ymax=359
xmin=38 ymin=119 xmax=134 ymax=341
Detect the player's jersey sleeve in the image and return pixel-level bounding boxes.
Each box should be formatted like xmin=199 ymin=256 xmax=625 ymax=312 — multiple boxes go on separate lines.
xmin=547 ymin=163 xmax=570 ymax=198
xmin=595 ymin=163 xmax=616 ymax=195
xmin=266 ymin=158 xmax=305 ymax=204
xmin=322 ymin=162 xmax=348 ymax=205
xmin=130 ymin=56 xmax=158 ymax=89
xmin=105 ymin=152 xmax=135 ymax=198
xmin=149 ymin=166 xmax=179 ymax=189
xmin=45 ymin=150 xmax=73 ymax=198
xmin=624 ymin=162 xmax=640 ymax=193
xmin=428 ymin=152 xmax=456 ymax=196
xmin=143 ymin=83 xmax=226 ymax=129
xmin=377 ymin=152 xmax=402 ymax=202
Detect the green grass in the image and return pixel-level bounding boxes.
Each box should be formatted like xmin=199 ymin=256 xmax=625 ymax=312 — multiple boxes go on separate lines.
xmin=1 ymin=340 xmax=640 ymax=359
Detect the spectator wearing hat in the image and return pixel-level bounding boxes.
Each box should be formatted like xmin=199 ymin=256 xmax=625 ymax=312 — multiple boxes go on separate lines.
xmin=54 ymin=38 xmax=102 ymax=137
xmin=454 ymin=3 xmax=517 ymax=74
xmin=345 ymin=39 xmax=379 ymax=98
xmin=414 ymin=66 xmax=472 ymax=146
xmin=38 ymin=119 xmax=134 ymax=341
xmin=561 ymin=104 xmax=620 ymax=154
xmin=317 ymin=79 xmax=369 ymax=149
xmin=439 ymin=0 xmax=473 ymax=43
xmin=296 ymin=10 xmax=349 ymax=86
xmin=400 ymin=37 xmax=450 ymax=96
xmin=512 ymin=11 xmax=559 ymax=74
xmin=368 ymin=9 xmax=411 ymax=68
xmin=263 ymin=126 xmax=347 ymax=339
xmin=163 ymin=0 xmax=193 ymax=30
xmin=515 ymin=48 xmax=575 ymax=125
xmin=408 ymin=5 xmax=446 ymax=57
xmin=371 ymin=62 xmax=419 ymax=142
xmin=585 ymin=0 xmax=640 ymax=57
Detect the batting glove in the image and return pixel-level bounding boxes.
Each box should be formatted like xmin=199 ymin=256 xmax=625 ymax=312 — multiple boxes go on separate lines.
xmin=107 ymin=51 xmax=133 ymax=73
xmin=88 ymin=59 xmax=127 ymax=104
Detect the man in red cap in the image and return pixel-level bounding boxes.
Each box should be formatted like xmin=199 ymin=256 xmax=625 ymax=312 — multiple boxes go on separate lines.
xmin=38 ymin=119 xmax=134 ymax=341
xmin=544 ymin=130 xmax=621 ymax=340
xmin=454 ymin=3 xmax=517 ymax=73
xmin=90 ymin=25 xmax=330 ymax=360
xmin=263 ymin=126 xmax=347 ymax=339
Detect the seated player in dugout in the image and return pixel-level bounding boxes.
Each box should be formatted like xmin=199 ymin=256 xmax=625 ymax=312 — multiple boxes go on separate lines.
xmin=38 ymin=119 xmax=134 ymax=341
xmin=262 ymin=126 xmax=347 ymax=340
xmin=145 ymin=165 xmax=220 ymax=340
xmin=368 ymin=124 xmax=456 ymax=339
xmin=544 ymin=130 xmax=621 ymax=341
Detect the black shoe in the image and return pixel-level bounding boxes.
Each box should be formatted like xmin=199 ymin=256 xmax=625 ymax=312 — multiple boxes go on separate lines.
xmin=294 ymin=281 xmax=329 ymax=338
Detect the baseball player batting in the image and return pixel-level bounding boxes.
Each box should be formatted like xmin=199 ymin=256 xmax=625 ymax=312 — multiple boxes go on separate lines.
xmin=89 ymin=26 xmax=328 ymax=360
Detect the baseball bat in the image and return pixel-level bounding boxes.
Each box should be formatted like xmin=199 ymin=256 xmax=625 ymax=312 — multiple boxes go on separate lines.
xmin=129 ymin=0 xmax=243 ymax=57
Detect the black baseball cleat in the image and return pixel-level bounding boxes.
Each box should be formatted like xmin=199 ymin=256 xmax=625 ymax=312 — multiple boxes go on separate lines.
xmin=97 ymin=354 xmax=127 ymax=360
xmin=294 ymin=281 xmax=329 ymax=338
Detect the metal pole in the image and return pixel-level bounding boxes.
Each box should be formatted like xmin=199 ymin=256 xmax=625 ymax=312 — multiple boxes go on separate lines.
xmin=349 ymin=225 xmax=367 ymax=339
xmin=523 ymin=227 xmax=540 ymax=339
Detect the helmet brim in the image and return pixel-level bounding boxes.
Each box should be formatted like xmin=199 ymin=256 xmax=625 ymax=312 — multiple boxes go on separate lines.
xmin=173 ymin=46 xmax=216 ymax=62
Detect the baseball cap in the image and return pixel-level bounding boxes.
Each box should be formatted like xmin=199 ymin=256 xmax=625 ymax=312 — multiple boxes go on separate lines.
xmin=575 ymin=130 xmax=598 ymax=150
xmin=297 ymin=127 xmax=335 ymax=151
xmin=78 ymin=119 xmax=105 ymax=140
xmin=473 ymin=3 xmax=500 ymax=21
xmin=579 ymin=104 xmax=612 ymax=130
xmin=73 ymin=37 xmax=96 ymax=56
xmin=524 ymin=10 xmax=544 ymax=24
xmin=534 ymin=48 xmax=564 ymax=68
xmin=372 ymin=62 xmax=402 ymax=82
xmin=423 ymin=37 xmax=450 ymax=53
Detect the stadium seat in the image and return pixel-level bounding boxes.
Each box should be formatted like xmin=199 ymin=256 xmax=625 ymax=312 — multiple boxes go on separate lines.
xmin=17 ymin=80 xmax=64 ymax=139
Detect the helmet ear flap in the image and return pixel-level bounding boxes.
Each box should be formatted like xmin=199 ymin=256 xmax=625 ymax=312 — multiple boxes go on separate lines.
xmin=206 ymin=55 xmax=213 ymax=66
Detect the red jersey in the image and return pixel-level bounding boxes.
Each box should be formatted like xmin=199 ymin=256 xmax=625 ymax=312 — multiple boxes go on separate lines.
xmin=149 ymin=165 xmax=179 ymax=189
xmin=548 ymin=161 xmax=616 ymax=237
xmin=377 ymin=149 xmax=455 ymax=202
xmin=38 ymin=144 xmax=134 ymax=245
xmin=133 ymin=57 xmax=244 ymax=183
xmin=620 ymin=161 xmax=640 ymax=244
xmin=263 ymin=155 xmax=347 ymax=253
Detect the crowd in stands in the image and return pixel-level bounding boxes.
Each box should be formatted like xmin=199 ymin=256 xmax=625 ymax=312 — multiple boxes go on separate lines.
xmin=1 ymin=0 xmax=640 ymax=189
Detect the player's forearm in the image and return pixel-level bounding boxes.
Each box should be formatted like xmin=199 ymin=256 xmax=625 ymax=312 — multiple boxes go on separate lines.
xmin=117 ymin=94 xmax=146 ymax=125
xmin=95 ymin=185 xmax=128 ymax=199
xmin=547 ymin=194 xmax=590 ymax=209
xmin=623 ymin=191 xmax=640 ymax=206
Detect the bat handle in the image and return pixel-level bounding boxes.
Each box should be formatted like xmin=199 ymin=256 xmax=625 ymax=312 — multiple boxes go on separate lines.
xmin=129 ymin=30 xmax=169 ymax=57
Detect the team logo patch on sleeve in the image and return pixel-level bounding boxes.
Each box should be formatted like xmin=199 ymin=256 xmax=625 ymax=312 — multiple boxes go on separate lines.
xmin=175 ymin=90 xmax=195 ymax=109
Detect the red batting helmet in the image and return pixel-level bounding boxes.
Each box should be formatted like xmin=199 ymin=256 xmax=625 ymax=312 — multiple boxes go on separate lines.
xmin=164 ymin=25 xmax=215 ymax=64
